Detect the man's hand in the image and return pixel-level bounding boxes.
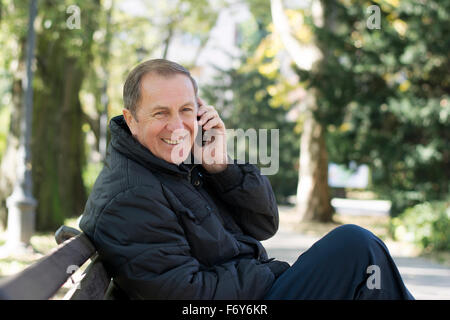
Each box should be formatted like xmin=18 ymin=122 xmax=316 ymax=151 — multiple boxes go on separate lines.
xmin=197 ymin=98 xmax=228 ymax=174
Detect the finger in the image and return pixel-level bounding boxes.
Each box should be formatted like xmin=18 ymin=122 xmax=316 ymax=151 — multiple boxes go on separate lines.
xmin=203 ymin=117 xmax=222 ymax=131
xmin=198 ymin=104 xmax=215 ymax=117
xmin=199 ymin=109 xmax=218 ymax=125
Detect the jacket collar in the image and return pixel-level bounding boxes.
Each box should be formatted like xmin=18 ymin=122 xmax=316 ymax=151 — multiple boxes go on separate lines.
xmin=109 ymin=115 xmax=196 ymax=177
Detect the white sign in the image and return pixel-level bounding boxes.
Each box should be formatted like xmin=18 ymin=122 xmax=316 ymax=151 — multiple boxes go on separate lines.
xmin=328 ymin=162 xmax=369 ymax=188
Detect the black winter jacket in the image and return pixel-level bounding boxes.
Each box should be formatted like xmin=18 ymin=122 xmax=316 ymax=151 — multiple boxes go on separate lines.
xmin=79 ymin=115 xmax=289 ymax=299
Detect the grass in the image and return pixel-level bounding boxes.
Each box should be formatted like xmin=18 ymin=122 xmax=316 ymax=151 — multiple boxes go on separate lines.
xmin=0 ymin=105 xmax=10 ymax=159
xmin=0 ymin=232 xmax=58 ymax=278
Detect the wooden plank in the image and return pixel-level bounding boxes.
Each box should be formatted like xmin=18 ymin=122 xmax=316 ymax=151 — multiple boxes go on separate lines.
xmin=0 ymin=233 xmax=96 ymax=300
xmin=66 ymin=254 xmax=111 ymax=300
xmin=55 ymin=225 xmax=82 ymax=245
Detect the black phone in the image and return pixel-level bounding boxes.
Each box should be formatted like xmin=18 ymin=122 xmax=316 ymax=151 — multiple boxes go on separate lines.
xmin=197 ymin=115 xmax=206 ymax=146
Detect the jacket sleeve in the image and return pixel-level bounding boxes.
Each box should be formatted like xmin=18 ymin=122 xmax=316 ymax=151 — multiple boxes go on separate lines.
xmin=203 ymin=161 xmax=279 ymax=241
xmin=89 ymin=185 xmax=275 ymax=300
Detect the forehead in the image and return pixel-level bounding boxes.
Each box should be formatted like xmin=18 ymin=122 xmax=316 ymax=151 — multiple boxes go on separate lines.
xmin=140 ymin=72 xmax=196 ymax=103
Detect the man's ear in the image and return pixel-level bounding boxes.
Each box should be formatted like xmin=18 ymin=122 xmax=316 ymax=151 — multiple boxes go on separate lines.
xmin=123 ymin=108 xmax=137 ymax=135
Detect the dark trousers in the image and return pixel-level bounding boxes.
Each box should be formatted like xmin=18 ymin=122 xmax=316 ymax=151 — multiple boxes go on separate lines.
xmin=264 ymin=224 xmax=415 ymax=300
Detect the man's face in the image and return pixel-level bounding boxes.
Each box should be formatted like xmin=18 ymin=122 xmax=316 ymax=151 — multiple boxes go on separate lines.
xmin=123 ymin=73 xmax=198 ymax=164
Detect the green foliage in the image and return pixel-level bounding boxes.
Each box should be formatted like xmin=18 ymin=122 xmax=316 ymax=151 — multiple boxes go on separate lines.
xmin=390 ymin=200 xmax=450 ymax=251
xmin=82 ymin=161 xmax=104 ymax=195
xmin=295 ymin=0 xmax=450 ymax=214
xmin=0 ymin=0 xmax=226 ymax=231
xmin=245 ymin=0 xmax=272 ymax=33
xmin=0 ymin=105 xmax=10 ymax=158
xmin=203 ymin=66 xmax=300 ymax=203
xmin=202 ymin=10 xmax=300 ymax=202
xmin=29 ymin=0 xmax=104 ymax=230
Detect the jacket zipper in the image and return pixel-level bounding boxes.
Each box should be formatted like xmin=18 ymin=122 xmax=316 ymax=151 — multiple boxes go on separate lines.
xmin=184 ymin=165 xmax=225 ymax=225
xmin=186 ymin=165 xmax=197 ymax=183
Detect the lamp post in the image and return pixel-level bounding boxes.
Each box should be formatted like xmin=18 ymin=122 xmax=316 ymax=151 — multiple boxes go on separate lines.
xmin=99 ymin=1 xmax=114 ymax=161
xmin=1 ymin=0 xmax=38 ymax=256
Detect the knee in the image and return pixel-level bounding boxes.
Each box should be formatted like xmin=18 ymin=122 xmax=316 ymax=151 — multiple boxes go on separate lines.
xmin=333 ymin=224 xmax=374 ymax=238
xmin=328 ymin=224 xmax=378 ymax=254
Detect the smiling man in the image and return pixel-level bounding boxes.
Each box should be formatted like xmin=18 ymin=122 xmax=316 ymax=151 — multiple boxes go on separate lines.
xmin=123 ymin=72 xmax=198 ymax=165
xmin=79 ymin=59 xmax=414 ymax=300
xmin=79 ymin=59 xmax=288 ymax=299
xmin=122 ymin=67 xmax=227 ymax=172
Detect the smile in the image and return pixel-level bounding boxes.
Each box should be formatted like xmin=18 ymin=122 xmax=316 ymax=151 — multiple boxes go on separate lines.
xmin=161 ymin=137 xmax=184 ymax=145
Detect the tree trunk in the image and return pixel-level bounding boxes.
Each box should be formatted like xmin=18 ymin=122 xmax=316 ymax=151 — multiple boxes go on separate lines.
xmin=32 ymin=52 xmax=87 ymax=231
xmin=162 ymin=25 xmax=174 ymax=59
xmin=29 ymin=0 xmax=100 ymax=231
xmin=296 ymin=108 xmax=334 ymax=222
xmin=270 ymin=0 xmax=333 ymax=222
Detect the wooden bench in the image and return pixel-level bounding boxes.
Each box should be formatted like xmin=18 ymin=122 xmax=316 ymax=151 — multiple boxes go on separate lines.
xmin=0 ymin=225 xmax=127 ymax=300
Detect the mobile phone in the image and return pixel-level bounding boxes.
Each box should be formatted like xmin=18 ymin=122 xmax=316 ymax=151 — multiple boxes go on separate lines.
xmin=197 ymin=115 xmax=205 ymax=146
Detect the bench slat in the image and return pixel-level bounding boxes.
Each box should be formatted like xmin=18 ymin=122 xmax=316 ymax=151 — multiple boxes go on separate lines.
xmin=0 ymin=233 xmax=96 ymax=300
xmin=67 ymin=254 xmax=111 ymax=300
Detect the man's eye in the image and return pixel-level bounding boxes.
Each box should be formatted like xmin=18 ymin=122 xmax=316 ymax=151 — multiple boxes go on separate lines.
xmin=182 ymin=108 xmax=193 ymax=112
xmin=154 ymin=112 xmax=166 ymax=117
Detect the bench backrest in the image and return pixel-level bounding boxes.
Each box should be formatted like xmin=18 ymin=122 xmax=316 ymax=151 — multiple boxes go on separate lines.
xmin=0 ymin=226 xmax=114 ymax=300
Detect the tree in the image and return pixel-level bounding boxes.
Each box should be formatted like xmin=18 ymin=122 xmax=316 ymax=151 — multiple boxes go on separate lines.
xmin=295 ymin=0 xmax=450 ymax=214
xmin=0 ymin=1 xmax=103 ymax=231
xmin=203 ymin=66 xmax=300 ymax=203
xmin=30 ymin=0 xmax=102 ymax=230
xmin=0 ymin=0 xmax=225 ymax=232
xmin=201 ymin=8 xmax=302 ymax=203
xmin=147 ymin=0 xmax=449 ymax=224
xmin=270 ymin=0 xmax=334 ymax=221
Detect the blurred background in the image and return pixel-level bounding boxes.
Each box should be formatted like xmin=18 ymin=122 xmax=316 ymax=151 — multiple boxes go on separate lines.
xmin=0 ymin=0 xmax=448 ymax=298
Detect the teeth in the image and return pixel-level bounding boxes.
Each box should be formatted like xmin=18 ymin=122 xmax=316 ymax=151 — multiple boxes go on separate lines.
xmin=162 ymin=138 xmax=183 ymax=145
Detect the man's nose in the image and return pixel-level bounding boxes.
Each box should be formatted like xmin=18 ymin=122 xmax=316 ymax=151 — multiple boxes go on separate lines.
xmin=166 ymin=114 xmax=185 ymax=131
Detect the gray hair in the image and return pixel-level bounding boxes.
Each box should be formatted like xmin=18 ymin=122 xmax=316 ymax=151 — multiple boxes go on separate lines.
xmin=123 ymin=59 xmax=198 ymax=118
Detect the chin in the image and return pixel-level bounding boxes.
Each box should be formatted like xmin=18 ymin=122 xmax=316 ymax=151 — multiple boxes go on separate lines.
xmin=163 ymin=152 xmax=189 ymax=165
xmin=154 ymin=140 xmax=193 ymax=164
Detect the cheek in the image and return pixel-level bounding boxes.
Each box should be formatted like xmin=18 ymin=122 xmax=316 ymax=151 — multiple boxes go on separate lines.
xmin=186 ymin=117 xmax=197 ymax=133
xmin=134 ymin=123 xmax=159 ymax=146
xmin=145 ymin=125 xmax=163 ymax=142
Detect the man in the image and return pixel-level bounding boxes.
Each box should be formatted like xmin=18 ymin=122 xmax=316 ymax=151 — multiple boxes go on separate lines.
xmin=79 ymin=59 xmax=414 ymax=300
xmin=79 ymin=59 xmax=288 ymax=299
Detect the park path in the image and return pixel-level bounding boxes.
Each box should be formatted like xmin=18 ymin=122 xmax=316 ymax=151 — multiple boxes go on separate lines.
xmin=261 ymin=212 xmax=450 ymax=300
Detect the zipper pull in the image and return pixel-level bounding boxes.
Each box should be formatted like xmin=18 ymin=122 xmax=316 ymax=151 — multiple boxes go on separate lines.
xmin=187 ymin=165 xmax=197 ymax=183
